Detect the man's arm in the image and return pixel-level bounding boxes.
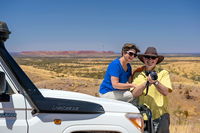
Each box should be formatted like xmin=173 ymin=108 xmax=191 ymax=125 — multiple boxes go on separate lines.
xmin=131 ymin=81 xmax=147 ymax=97
xmin=148 ymin=70 xmax=172 ymax=96
xmin=153 ymin=80 xmax=170 ymax=96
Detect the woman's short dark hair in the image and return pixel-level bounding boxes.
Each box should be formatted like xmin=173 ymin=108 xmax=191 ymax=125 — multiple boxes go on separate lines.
xmin=121 ymin=43 xmax=140 ymax=56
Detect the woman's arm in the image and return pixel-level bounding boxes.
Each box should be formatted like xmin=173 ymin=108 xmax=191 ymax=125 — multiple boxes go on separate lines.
xmin=111 ymin=76 xmax=136 ymax=89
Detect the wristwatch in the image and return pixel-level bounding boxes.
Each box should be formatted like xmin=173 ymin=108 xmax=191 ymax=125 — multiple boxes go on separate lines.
xmin=154 ymin=81 xmax=159 ymax=86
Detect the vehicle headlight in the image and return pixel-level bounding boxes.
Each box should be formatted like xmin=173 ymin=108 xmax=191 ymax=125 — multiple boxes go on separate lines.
xmin=126 ymin=113 xmax=144 ymax=132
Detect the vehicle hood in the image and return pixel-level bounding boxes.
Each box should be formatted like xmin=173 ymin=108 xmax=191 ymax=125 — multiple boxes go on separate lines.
xmin=39 ymin=89 xmax=139 ymax=113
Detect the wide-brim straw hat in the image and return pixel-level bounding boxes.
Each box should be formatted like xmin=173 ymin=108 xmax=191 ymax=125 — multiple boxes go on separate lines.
xmin=138 ymin=47 xmax=164 ymax=64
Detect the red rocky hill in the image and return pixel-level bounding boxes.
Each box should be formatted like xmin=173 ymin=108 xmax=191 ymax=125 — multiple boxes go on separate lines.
xmin=19 ymin=50 xmax=115 ymax=57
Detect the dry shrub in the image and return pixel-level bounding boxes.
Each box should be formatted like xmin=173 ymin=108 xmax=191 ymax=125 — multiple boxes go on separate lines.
xmin=170 ymin=123 xmax=200 ymax=133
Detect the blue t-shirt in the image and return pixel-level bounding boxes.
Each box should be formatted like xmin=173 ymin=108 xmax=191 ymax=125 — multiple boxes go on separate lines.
xmin=99 ymin=58 xmax=132 ymax=94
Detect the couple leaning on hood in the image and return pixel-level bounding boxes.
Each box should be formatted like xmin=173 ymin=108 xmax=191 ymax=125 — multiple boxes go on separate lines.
xmin=99 ymin=43 xmax=172 ymax=133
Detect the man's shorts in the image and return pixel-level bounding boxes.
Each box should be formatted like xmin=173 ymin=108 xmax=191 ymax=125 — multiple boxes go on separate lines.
xmin=153 ymin=113 xmax=170 ymax=133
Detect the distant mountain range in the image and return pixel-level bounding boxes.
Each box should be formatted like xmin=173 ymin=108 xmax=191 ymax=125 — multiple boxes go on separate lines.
xmin=10 ymin=51 xmax=200 ymax=57
xmin=10 ymin=50 xmax=116 ymax=57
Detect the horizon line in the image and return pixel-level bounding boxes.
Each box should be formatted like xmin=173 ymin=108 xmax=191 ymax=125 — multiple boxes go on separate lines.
xmin=8 ymin=50 xmax=200 ymax=55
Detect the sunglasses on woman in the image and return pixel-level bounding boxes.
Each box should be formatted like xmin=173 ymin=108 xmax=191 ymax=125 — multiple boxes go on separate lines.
xmin=126 ymin=51 xmax=137 ymax=57
xmin=144 ymin=55 xmax=157 ymax=60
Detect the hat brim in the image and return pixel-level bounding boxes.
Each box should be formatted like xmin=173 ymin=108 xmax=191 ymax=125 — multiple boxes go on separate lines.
xmin=138 ymin=54 xmax=164 ymax=64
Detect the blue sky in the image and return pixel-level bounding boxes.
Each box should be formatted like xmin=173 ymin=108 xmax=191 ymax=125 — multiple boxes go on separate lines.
xmin=1 ymin=0 xmax=200 ymax=53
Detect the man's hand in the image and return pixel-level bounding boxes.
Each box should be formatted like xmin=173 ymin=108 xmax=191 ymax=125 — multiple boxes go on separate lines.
xmin=147 ymin=75 xmax=157 ymax=84
xmin=148 ymin=75 xmax=170 ymax=96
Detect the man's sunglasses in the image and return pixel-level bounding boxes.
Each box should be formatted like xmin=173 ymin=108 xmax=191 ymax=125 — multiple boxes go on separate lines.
xmin=127 ymin=51 xmax=137 ymax=57
xmin=144 ymin=55 xmax=157 ymax=60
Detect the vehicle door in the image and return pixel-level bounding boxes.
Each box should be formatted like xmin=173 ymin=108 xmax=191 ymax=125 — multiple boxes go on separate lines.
xmin=0 ymin=60 xmax=28 ymax=133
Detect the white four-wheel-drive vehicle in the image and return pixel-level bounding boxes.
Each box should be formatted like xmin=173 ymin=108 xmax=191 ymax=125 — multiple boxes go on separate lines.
xmin=0 ymin=21 xmax=144 ymax=133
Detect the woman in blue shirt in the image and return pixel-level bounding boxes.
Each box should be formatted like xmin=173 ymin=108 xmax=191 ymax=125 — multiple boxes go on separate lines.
xmin=99 ymin=43 xmax=140 ymax=103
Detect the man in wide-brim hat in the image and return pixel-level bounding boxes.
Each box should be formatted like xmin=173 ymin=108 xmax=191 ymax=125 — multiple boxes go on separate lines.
xmin=131 ymin=47 xmax=173 ymax=133
xmin=138 ymin=47 xmax=164 ymax=65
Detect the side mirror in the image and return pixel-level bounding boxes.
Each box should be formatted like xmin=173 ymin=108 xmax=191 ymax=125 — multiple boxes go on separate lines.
xmin=0 ymin=71 xmax=9 ymax=102
xmin=0 ymin=71 xmax=6 ymax=94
